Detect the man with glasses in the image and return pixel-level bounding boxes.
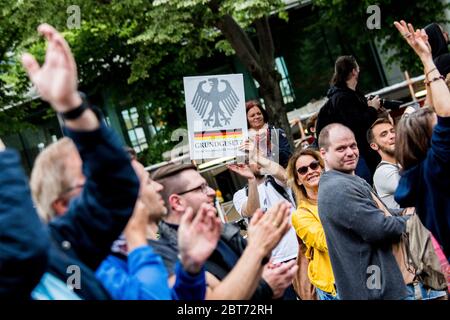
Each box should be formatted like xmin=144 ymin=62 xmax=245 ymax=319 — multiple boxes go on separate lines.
xmin=149 ymin=163 xmax=298 ymax=300
xmin=96 ymin=158 xmax=222 ymax=300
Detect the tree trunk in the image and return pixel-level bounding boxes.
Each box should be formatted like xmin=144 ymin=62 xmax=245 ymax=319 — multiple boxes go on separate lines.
xmin=209 ymin=6 xmax=294 ymax=149
xmin=258 ymin=75 xmax=294 ymax=149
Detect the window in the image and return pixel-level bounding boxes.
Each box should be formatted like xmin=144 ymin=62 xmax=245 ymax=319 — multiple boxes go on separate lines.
xmin=121 ymin=107 xmax=148 ymax=153
xmin=275 ymin=56 xmax=296 ymax=104
xmin=252 ymin=56 xmax=296 ymax=105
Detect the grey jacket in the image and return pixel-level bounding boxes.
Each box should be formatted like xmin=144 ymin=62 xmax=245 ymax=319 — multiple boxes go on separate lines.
xmin=318 ymin=170 xmax=409 ymax=300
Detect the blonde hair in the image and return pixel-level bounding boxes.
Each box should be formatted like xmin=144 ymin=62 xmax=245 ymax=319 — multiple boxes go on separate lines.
xmin=30 ymin=137 xmax=78 ymax=222
xmin=286 ymin=148 xmax=324 ymax=204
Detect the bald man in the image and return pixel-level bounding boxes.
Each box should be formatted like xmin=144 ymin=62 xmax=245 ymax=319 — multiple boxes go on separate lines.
xmin=317 ymin=123 xmax=410 ymax=300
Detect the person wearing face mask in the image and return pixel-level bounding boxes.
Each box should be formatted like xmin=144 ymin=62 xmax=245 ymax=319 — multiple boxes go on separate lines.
xmin=424 ymin=22 xmax=450 ymax=77
xmin=286 ymin=149 xmax=337 ymax=300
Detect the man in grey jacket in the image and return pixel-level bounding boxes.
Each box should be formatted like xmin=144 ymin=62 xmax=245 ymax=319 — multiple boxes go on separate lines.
xmin=317 ymin=123 xmax=409 ymax=300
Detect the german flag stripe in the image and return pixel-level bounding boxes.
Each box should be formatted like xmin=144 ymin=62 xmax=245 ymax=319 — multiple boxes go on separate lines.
xmin=194 ymin=134 xmax=242 ymax=140
xmin=194 ymin=129 xmax=242 ymax=138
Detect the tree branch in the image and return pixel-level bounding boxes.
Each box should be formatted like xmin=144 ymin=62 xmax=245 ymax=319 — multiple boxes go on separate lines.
xmin=214 ymin=14 xmax=263 ymax=78
xmin=254 ymin=16 xmax=274 ymax=71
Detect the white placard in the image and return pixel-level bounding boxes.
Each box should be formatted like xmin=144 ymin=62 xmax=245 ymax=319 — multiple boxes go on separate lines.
xmin=183 ymin=74 xmax=248 ymax=161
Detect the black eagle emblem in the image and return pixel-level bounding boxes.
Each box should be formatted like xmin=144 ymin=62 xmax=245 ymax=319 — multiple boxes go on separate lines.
xmin=191 ymin=78 xmax=240 ymax=128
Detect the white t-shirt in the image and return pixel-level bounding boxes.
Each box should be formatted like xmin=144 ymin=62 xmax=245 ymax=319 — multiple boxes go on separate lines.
xmin=233 ymin=178 xmax=299 ymax=263
xmin=373 ymin=161 xmax=401 ymax=209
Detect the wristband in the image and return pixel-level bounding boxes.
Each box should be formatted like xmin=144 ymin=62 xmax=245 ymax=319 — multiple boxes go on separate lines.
xmin=424 ymin=75 xmax=445 ymax=86
xmin=59 ymin=92 xmax=89 ymax=120
xmin=425 ymin=67 xmax=437 ymax=78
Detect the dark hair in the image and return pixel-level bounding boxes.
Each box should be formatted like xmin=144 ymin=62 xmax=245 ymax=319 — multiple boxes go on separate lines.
xmin=151 ymin=163 xmax=197 ymax=181
xmin=396 ymin=108 xmax=435 ymax=170
xmin=306 ymin=112 xmax=319 ymax=133
xmin=151 ymin=163 xmax=198 ymax=214
xmin=286 ymin=148 xmax=324 ymax=203
xmin=331 ymin=55 xmax=358 ymax=87
xmin=366 ymin=117 xmax=393 ymax=145
xmin=245 ymin=100 xmax=269 ymax=128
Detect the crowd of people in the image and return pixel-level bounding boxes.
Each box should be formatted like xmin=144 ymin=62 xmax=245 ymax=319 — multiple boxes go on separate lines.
xmin=0 ymin=19 xmax=449 ymax=301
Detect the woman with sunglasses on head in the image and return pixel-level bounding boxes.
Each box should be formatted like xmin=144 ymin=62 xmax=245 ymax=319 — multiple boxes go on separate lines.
xmin=287 ymin=149 xmax=338 ymax=300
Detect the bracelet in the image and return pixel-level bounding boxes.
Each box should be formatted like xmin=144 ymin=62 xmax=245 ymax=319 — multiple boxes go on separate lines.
xmin=424 ymin=75 xmax=445 ymax=86
xmin=425 ymin=67 xmax=437 ymax=78
xmin=59 ymin=92 xmax=89 ymax=120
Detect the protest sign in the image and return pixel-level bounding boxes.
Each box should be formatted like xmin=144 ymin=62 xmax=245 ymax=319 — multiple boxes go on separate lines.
xmin=183 ymin=74 xmax=248 ymax=161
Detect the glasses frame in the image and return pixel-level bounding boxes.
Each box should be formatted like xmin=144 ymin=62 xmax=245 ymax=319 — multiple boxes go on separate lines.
xmin=177 ymin=182 xmax=210 ymax=195
xmin=296 ymin=160 xmax=321 ymax=176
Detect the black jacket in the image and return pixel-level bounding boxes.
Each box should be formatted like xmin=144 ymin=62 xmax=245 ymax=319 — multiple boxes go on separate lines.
xmin=271 ymin=126 xmax=292 ymax=169
xmin=0 ymin=150 xmax=49 ymax=299
xmin=316 ymin=85 xmax=380 ymax=173
xmin=425 ymin=23 xmax=450 ymax=77
xmin=149 ymin=221 xmax=274 ymax=300
xmin=46 ymin=122 xmax=140 ymax=299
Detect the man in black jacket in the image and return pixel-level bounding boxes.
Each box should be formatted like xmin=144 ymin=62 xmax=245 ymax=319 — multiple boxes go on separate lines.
xmin=316 ymin=55 xmax=381 ymax=184
xmin=149 ymin=163 xmax=297 ymax=300
xmin=21 ymin=24 xmax=140 ymax=299
xmin=0 ymin=139 xmax=49 ymax=299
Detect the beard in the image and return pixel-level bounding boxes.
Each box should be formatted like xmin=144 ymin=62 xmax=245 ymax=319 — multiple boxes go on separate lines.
xmin=379 ymin=144 xmax=396 ymax=158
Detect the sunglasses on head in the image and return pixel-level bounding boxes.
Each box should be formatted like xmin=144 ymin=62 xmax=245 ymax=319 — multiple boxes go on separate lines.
xmin=296 ymin=160 xmax=320 ymax=175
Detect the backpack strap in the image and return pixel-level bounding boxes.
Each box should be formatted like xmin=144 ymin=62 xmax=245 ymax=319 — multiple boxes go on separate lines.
xmin=244 ymin=176 xmax=296 ymax=207
xmin=266 ymin=175 xmax=296 ymax=207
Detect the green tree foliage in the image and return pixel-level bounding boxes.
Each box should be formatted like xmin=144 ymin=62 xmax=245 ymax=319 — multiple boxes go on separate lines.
xmin=2 ymin=0 xmax=449 ymax=161
xmin=2 ymin=0 xmax=294 ymax=160
xmin=311 ymin=0 xmax=450 ymax=75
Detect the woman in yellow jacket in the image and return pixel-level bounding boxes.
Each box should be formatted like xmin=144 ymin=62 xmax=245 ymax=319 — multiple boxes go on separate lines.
xmin=287 ymin=149 xmax=338 ymax=300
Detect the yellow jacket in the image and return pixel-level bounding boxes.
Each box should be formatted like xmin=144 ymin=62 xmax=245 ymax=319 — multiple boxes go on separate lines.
xmin=292 ymin=200 xmax=336 ymax=295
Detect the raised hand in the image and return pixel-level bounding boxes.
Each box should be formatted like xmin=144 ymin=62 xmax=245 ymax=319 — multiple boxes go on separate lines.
xmin=246 ymin=202 xmax=291 ymax=257
xmin=21 ymin=23 xmax=81 ymax=112
xmin=394 ymin=20 xmax=432 ymax=60
xmin=123 ymin=200 xmax=151 ymax=252
xmin=240 ymin=140 xmax=264 ymax=165
xmin=178 ymin=204 xmax=222 ymax=274
xmin=227 ymin=163 xmax=255 ymax=180
xmin=239 ymin=139 xmax=255 ymax=153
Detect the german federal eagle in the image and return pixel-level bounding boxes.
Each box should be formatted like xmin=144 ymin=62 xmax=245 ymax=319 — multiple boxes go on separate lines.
xmin=191 ymin=78 xmax=240 ymax=128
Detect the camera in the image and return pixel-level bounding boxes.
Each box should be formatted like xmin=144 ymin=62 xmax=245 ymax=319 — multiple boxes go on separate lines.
xmin=367 ymin=95 xmax=403 ymax=110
